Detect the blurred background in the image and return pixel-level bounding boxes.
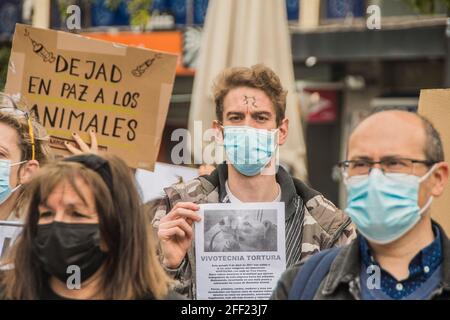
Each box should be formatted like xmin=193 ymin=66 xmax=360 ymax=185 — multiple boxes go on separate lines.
xmin=1 ymin=0 xmax=449 ymax=210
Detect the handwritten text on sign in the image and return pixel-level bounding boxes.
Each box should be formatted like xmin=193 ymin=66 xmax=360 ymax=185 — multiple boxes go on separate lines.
xmin=6 ymin=24 xmax=177 ymax=170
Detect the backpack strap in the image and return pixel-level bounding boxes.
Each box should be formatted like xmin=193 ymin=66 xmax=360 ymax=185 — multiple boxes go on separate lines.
xmin=288 ymin=247 xmax=341 ymax=300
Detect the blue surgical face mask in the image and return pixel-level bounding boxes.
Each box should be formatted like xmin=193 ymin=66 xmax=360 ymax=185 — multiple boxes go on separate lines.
xmin=223 ymin=126 xmax=278 ymax=177
xmin=0 ymin=159 xmax=26 ymax=205
xmin=344 ymin=166 xmax=436 ymax=244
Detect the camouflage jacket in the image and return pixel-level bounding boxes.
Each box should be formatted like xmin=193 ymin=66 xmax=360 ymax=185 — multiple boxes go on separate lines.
xmin=152 ymin=164 xmax=356 ymax=299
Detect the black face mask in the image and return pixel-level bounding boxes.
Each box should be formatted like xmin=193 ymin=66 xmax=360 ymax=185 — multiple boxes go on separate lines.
xmin=32 ymin=222 xmax=106 ymax=284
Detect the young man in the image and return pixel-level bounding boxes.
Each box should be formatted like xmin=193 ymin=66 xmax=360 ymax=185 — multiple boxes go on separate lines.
xmin=153 ymin=64 xmax=356 ymax=299
xmin=273 ymin=110 xmax=450 ymax=300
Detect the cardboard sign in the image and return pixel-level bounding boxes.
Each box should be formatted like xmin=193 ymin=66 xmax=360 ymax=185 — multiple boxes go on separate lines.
xmin=418 ymin=89 xmax=450 ymax=234
xmin=5 ymin=24 xmax=177 ymax=170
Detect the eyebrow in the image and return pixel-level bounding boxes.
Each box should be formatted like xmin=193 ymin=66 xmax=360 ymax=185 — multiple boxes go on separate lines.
xmin=349 ymin=155 xmax=407 ymax=161
xmin=40 ymin=200 xmax=89 ymax=212
xmin=39 ymin=203 xmax=95 ymax=219
xmin=225 ymin=111 xmax=245 ymax=118
xmin=225 ymin=111 xmax=273 ymax=117
xmin=250 ymin=111 xmax=272 ymax=117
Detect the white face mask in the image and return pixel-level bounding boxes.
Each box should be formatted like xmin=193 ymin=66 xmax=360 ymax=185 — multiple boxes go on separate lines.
xmin=223 ymin=126 xmax=278 ymax=176
xmin=344 ymin=165 xmax=437 ymax=244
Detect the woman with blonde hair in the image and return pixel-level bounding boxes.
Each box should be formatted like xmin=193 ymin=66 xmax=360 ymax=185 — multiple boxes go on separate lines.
xmin=0 ymin=153 xmax=180 ymax=300
xmin=0 ymin=92 xmax=51 ymax=221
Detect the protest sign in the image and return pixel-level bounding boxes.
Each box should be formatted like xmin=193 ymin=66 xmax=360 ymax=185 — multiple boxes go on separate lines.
xmin=135 ymin=162 xmax=198 ymax=202
xmin=195 ymin=202 xmax=286 ymax=300
xmin=0 ymin=221 xmax=23 ymax=260
xmin=418 ymin=89 xmax=450 ymax=234
xmin=5 ymin=23 xmax=177 ymax=170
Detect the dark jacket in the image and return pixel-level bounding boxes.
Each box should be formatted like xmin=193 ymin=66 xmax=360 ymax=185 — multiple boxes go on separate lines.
xmin=152 ymin=163 xmax=356 ymax=299
xmin=271 ymin=221 xmax=450 ymax=300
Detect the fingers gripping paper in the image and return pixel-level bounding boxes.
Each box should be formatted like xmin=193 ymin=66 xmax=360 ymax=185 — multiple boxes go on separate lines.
xmin=5 ymin=24 xmax=177 ymax=171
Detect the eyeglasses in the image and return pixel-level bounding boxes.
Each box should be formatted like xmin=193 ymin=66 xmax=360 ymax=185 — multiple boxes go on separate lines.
xmin=0 ymin=93 xmax=36 ymax=161
xmin=338 ymin=157 xmax=436 ymax=177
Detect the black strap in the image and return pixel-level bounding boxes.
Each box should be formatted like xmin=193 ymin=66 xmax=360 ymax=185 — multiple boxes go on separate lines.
xmin=63 ymin=154 xmax=113 ymax=190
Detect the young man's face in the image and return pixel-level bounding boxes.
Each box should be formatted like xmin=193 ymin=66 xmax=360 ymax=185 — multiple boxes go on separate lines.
xmin=214 ymin=86 xmax=289 ymax=145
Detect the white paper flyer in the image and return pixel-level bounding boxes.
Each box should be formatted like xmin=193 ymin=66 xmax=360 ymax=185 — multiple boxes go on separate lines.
xmin=195 ymin=202 xmax=286 ymax=300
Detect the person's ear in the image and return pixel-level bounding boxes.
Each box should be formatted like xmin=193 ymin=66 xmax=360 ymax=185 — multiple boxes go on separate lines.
xmin=18 ymin=160 xmax=40 ymax=184
xmin=212 ymin=120 xmax=224 ymax=144
xmin=278 ymin=118 xmax=289 ymax=146
xmin=430 ymin=162 xmax=449 ymax=197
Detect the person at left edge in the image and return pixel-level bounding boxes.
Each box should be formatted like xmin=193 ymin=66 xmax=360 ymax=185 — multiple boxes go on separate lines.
xmin=0 ymin=93 xmax=52 ymax=221
xmin=0 ymin=154 xmax=182 ymax=299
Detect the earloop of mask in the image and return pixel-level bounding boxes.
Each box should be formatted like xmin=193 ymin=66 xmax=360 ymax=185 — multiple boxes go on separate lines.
xmin=418 ymin=164 xmax=439 ymax=215
xmin=12 ymin=160 xmax=27 ymax=194
xmin=10 ymin=184 xmax=22 ymax=194
xmin=11 ymin=160 xmax=28 ymax=167
xmin=419 ymin=164 xmax=438 ymax=183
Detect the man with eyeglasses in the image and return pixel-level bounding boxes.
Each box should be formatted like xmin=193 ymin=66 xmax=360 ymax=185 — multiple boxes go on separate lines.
xmin=272 ymin=109 xmax=450 ymax=300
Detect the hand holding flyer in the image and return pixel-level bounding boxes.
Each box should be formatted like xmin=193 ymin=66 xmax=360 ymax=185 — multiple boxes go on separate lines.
xmin=159 ymin=202 xmax=201 ymax=268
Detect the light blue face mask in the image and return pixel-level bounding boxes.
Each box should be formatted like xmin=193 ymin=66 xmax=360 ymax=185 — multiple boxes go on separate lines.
xmin=223 ymin=126 xmax=278 ymax=177
xmin=0 ymin=159 xmax=26 ymax=205
xmin=345 ymin=167 xmax=436 ymax=244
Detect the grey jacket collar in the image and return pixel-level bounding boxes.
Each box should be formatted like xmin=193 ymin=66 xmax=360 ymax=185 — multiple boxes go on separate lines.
xmin=322 ymin=221 xmax=450 ymax=296
xmin=202 ymin=163 xmax=316 ymax=221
